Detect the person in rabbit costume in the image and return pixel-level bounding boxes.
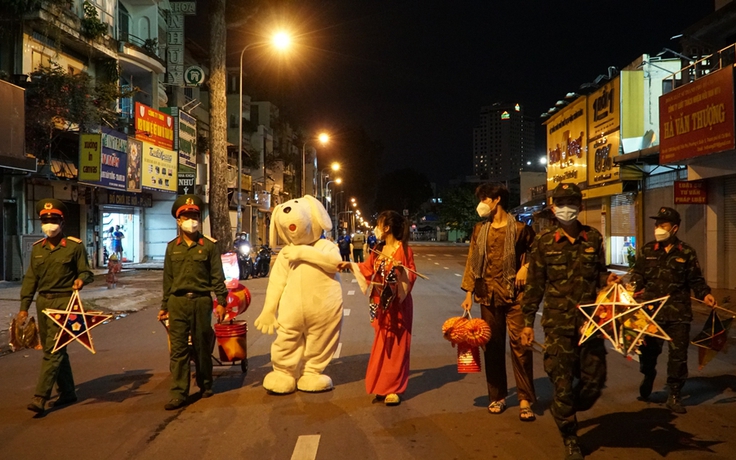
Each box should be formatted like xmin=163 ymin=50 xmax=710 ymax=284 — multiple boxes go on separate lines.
xmin=254 ymin=195 xmax=343 ymax=393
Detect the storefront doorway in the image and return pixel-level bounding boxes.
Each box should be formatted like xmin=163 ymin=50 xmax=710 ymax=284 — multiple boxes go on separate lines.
xmin=100 ymin=207 xmax=140 ymax=264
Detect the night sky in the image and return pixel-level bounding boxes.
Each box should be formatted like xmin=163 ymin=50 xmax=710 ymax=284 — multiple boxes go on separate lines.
xmin=191 ymin=0 xmax=716 ymax=186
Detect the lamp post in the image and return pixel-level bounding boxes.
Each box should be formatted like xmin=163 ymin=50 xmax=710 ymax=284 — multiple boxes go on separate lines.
xmin=319 ymin=162 xmax=340 ymax=202
xmin=236 ymin=32 xmax=291 ymax=234
xmin=325 ymin=178 xmax=341 ymax=216
xmin=301 ymin=133 xmax=329 ymax=197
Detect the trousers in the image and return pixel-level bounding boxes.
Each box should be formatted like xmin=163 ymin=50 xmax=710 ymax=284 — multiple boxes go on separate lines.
xmin=35 ymin=296 xmax=76 ymax=399
xmin=638 ymin=321 xmax=690 ymax=393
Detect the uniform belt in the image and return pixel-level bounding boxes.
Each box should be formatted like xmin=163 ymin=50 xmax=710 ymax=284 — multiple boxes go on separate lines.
xmin=38 ymin=292 xmax=72 ymax=299
xmin=175 ymin=292 xmax=208 ymax=299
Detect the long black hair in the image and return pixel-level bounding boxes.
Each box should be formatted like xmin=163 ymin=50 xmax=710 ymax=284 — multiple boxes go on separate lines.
xmin=376 ymin=210 xmax=410 ymax=259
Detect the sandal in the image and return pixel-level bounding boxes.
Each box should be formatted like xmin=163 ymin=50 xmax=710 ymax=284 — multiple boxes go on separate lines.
xmin=488 ymin=400 xmax=506 ymax=414
xmin=519 ymin=406 xmax=536 ymax=422
xmin=385 ymin=394 xmax=401 ymax=406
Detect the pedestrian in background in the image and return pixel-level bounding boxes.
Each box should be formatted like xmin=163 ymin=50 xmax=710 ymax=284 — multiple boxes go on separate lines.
xmin=17 ymin=198 xmax=94 ymax=414
xmin=461 ymin=183 xmax=537 ymax=421
xmin=352 ymin=229 xmax=366 ymax=262
xmin=630 ymin=207 xmax=715 ymax=414
xmin=367 ymin=230 xmax=378 ymax=250
xmin=520 ymin=183 xmax=618 ymax=460
xmin=337 ymin=229 xmax=352 ymax=272
xmin=339 ymin=211 xmax=416 ymax=406
xmin=158 ymin=195 xmax=228 ymax=410
xmin=112 ymin=225 xmax=125 ymax=261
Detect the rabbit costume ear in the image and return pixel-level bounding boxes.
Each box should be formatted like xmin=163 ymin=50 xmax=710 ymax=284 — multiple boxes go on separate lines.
xmin=270 ymin=204 xmax=284 ymax=247
xmin=303 ymin=195 xmax=332 ymax=235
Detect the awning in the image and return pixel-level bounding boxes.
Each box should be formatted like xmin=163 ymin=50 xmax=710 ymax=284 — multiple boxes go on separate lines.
xmin=613 ymin=146 xmax=659 ymax=166
xmin=0 ymin=154 xmax=37 ymax=172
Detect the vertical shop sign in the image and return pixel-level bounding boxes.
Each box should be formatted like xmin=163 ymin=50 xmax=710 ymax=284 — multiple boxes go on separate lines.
xmin=79 ymin=133 xmax=102 ymax=182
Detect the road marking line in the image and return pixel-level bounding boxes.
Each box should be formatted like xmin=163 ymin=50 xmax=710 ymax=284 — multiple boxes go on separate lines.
xmin=343 ymin=309 xmax=351 ymax=316
xmin=434 ymin=262 xmax=440 ymax=265
xmin=332 ymin=343 xmax=343 ymax=359
xmin=428 ymin=254 xmax=436 ymax=256
xmin=291 ymin=435 xmax=321 ymax=460
xmin=455 ymin=273 xmax=461 ymax=276
xmin=351 ymin=279 xmax=357 ymax=283
xmin=444 ymin=267 xmax=449 ymax=269
xmin=348 ymin=290 xmax=355 ymax=295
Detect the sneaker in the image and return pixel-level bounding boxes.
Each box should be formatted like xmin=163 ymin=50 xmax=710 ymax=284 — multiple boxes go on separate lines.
xmin=384 ymin=393 xmax=401 ymax=406
xmin=27 ymin=396 xmax=47 ymax=414
xmin=666 ymin=393 xmax=686 ymax=414
xmin=164 ymin=398 xmax=187 ymax=411
xmin=50 ymin=393 xmax=78 ymax=408
xmin=200 ymin=389 xmax=214 ymax=398
xmin=639 ymin=370 xmax=656 ymax=400
xmin=564 ymin=437 xmax=584 ymax=460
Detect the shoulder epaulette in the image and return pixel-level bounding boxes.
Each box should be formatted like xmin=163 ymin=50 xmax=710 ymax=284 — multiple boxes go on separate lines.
xmin=204 ymin=235 xmax=217 ymax=243
xmin=168 ymin=236 xmax=179 ymax=244
xmin=67 ymin=236 xmax=82 ymax=244
xmin=33 ymin=238 xmax=45 ymax=245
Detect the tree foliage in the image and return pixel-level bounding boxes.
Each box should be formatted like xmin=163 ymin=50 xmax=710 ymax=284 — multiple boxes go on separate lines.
xmin=437 ymin=183 xmax=479 ymax=240
xmin=373 ymin=168 xmax=432 ymax=218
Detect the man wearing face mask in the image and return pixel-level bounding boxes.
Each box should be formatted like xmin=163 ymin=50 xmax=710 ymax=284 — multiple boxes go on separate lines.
xmin=520 ymin=183 xmax=618 ymax=460
xmin=17 ymin=199 xmax=94 ymax=414
xmin=158 ymin=194 xmax=228 ymax=410
xmin=461 ymin=183 xmax=537 ymax=421
xmin=630 ymin=207 xmax=715 ymax=414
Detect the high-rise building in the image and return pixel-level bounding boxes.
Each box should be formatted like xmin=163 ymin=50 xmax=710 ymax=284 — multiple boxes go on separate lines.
xmin=472 ymin=103 xmax=536 ymax=182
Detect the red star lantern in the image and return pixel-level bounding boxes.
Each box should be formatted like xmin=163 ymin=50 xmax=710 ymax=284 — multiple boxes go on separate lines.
xmin=44 ymin=290 xmax=112 ymax=354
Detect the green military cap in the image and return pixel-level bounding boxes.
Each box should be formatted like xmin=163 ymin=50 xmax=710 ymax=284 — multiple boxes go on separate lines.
xmin=171 ymin=194 xmax=204 ymax=217
xmin=35 ymin=198 xmax=67 ymax=218
xmin=551 ymin=182 xmax=582 ymax=199
xmin=650 ymin=206 xmax=681 ymax=225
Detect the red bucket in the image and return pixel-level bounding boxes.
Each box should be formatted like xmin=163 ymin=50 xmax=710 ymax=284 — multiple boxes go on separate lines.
xmin=214 ymin=321 xmax=248 ymax=361
xmin=457 ymin=343 xmax=482 ymax=373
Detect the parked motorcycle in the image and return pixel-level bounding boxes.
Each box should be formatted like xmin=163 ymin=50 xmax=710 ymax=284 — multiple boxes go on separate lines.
xmin=234 ymin=233 xmax=254 ymax=280
xmin=252 ymin=241 xmax=273 ymax=278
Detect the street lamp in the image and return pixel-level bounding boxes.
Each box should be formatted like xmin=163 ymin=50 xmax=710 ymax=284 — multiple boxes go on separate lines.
xmin=302 ymin=132 xmax=329 ymax=197
xmin=236 ymin=31 xmax=291 ymax=234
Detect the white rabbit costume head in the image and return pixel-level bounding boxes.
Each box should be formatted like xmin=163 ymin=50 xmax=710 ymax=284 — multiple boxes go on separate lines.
xmin=270 ymin=195 xmax=332 ymax=246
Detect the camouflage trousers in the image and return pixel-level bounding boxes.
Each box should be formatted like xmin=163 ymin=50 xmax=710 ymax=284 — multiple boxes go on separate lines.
xmin=638 ymin=321 xmax=690 ymax=394
xmin=543 ymin=333 xmax=607 ymax=438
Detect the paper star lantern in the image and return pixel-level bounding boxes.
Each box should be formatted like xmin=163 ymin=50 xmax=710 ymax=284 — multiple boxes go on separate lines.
xmin=44 ymin=290 xmax=112 ymax=354
xmin=578 ymin=284 xmax=671 ymax=356
xmin=691 ymin=309 xmax=733 ymax=370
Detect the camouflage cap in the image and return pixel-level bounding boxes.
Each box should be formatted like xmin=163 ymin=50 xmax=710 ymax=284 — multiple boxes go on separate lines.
xmin=551 ymin=183 xmax=582 ymax=199
xmin=35 ymin=198 xmax=67 ymax=218
xmin=171 ymin=194 xmax=203 ymax=218
xmin=649 ymin=206 xmax=681 ymax=225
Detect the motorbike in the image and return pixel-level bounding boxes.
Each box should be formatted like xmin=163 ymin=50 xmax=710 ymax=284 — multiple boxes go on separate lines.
xmin=252 ymin=242 xmax=273 ymax=278
xmin=234 ymin=237 xmax=254 ymax=280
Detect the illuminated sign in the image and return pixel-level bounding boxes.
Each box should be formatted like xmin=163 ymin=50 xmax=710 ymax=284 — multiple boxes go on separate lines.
xmin=587 ymin=77 xmax=621 ymax=186
xmin=545 ymin=97 xmax=587 ymax=188
xmin=135 ymin=102 xmax=174 ymax=149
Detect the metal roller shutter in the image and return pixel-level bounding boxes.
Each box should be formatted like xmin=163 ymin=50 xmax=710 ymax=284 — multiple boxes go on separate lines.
xmin=610 ymin=194 xmax=636 ymax=237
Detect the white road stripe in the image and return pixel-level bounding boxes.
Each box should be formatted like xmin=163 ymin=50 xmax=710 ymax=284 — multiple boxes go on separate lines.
xmin=347 ymin=290 xmax=355 ymax=295
xmin=343 ymin=309 xmax=351 ymax=316
xmin=444 ymin=267 xmax=449 ymax=269
xmin=434 ymin=262 xmax=440 ymax=265
xmin=291 ymin=435 xmax=321 ymax=460
xmin=351 ymin=278 xmax=357 ymax=283
xmin=455 ymin=273 xmax=461 ymax=277
xmin=332 ymin=343 xmax=343 ymax=359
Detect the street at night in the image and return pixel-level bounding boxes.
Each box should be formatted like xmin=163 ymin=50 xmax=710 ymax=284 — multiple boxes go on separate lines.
xmin=1 ymin=245 xmax=734 ymax=460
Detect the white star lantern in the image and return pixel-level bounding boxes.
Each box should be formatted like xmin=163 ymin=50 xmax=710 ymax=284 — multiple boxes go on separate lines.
xmin=44 ymin=290 xmax=112 ymax=354
xmin=578 ymin=283 xmax=671 ymax=356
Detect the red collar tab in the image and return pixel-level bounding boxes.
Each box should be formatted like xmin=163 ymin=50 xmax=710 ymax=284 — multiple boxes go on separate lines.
xmin=654 ymin=242 xmax=660 ymax=251
xmin=580 ymin=230 xmax=589 ymax=242
xmin=198 ymin=238 xmax=204 ymax=246
xmin=177 ymin=236 xmax=182 ymax=245
xmin=60 ymin=238 xmax=67 ymax=247
xmin=554 ymin=230 xmax=562 ymax=243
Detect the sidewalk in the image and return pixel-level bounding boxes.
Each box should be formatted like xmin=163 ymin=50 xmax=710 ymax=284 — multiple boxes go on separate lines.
xmin=0 ymin=268 xmax=165 ymax=355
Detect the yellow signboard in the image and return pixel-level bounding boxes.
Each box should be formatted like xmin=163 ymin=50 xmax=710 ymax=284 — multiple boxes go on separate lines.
xmin=587 ymin=77 xmax=621 ymax=186
xmin=546 ymin=97 xmax=587 ymax=189
xmin=79 ymin=133 xmax=102 ymax=182
xmin=140 ymin=140 xmax=177 ymax=192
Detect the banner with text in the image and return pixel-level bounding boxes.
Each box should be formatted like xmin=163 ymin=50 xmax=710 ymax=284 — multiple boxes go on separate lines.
xmin=674 ymin=180 xmax=707 ymax=204
xmin=135 ymin=102 xmax=174 ymax=150
xmin=127 ymin=138 xmax=142 ymax=192
xmin=659 ymin=66 xmax=735 ymax=164
xmin=545 ymin=97 xmax=588 ymax=190
xmin=79 ymin=133 xmax=101 ymax=182
xmin=587 ymin=77 xmax=621 ymax=187
xmin=141 ymin=140 xmax=177 ymax=193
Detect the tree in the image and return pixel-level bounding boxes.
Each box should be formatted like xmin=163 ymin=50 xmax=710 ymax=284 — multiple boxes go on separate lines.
xmin=437 ymin=184 xmax=479 ymax=240
xmin=208 ymin=0 xmax=231 ymax=253
xmin=373 ymin=168 xmax=432 ymax=217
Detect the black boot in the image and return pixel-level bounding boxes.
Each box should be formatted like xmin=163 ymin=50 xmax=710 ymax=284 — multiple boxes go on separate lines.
xmin=563 ymin=436 xmax=584 ymax=460
xmin=639 ymin=370 xmax=657 ymax=400
xmin=666 ymin=391 xmax=686 ymax=414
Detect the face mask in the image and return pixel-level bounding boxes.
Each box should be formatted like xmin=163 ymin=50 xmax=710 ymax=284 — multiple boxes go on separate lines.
xmin=554 ymin=205 xmax=579 ymax=224
xmin=42 ymin=223 xmax=61 ymax=238
xmin=476 ymin=202 xmax=492 ymax=218
xmin=180 ymin=219 xmax=199 ymax=234
xmin=373 ymin=226 xmax=384 ymax=241
xmin=654 ymin=228 xmax=671 ymax=242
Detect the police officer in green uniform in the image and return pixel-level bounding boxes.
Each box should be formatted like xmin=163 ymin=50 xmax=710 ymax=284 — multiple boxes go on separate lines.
xmin=630 ymin=207 xmax=715 ymax=414
xmin=520 ymin=183 xmax=617 ymax=460
xmin=158 ymin=194 xmax=228 ymax=410
xmin=16 ymin=198 xmax=94 ymax=414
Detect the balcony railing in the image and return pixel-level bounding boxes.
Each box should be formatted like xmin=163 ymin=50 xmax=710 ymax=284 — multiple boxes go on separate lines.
xmin=666 ymin=42 xmax=736 ymax=91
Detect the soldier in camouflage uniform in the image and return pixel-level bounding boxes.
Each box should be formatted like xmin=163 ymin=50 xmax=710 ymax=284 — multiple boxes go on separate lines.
xmin=16 ymin=199 xmax=94 ymax=414
xmin=630 ymin=207 xmax=714 ymax=414
xmin=158 ymin=195 xmax=228 ymax=410
xmin=520 ymin=183 xmax=617 ymax=460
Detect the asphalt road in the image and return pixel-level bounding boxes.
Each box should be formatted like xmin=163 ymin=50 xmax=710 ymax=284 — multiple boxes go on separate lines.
xmin=0 ymin=245 xmax=734 ymax=460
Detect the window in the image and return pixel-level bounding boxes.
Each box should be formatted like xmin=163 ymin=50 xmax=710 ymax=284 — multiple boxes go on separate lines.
xmin=31 ymin=50 xmax=51 ymax=70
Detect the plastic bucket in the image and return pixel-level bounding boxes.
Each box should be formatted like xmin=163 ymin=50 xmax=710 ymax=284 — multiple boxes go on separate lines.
xmin=214 ymin=321 xmax=248 ymax=361
xmin=457 ymin=343 xmax=482 ymax=373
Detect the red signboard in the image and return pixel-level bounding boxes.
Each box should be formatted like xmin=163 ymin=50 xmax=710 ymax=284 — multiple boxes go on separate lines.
xmin=659 ymin=67 xmax=735 ymax=164
xmin=674 ymin=180 xmax=707 ymax=204
xmin=134 ymin=102 xmax=174 ymax=149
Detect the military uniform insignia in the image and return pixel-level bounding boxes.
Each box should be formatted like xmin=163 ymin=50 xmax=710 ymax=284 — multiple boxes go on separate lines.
xmin=584 ymin=247 xmax=595 ymax=253
xmin=67 ymin=236 xmax=82 ymax=244
xmin=204 ymin=235 xmax=217 ymax=243
xmin=562 ymin=184 xmax=569 ymax=189
xmin=675 ymin=257 xmax=685 ymax=263
xmin=186 ymin=197 xmax=194 ymax=206
xmin=33 ymin=238 xmax=45 ymax=245
xmin=44 ymin=202 xmax=53 ymax=210
xmin=660 ymin=207 xmax=666 ymax=213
